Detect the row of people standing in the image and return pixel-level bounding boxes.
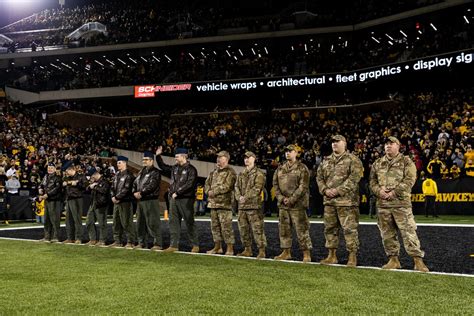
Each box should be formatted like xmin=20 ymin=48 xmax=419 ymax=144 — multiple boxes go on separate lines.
xmin=37 ymin=135 xmax=429 ymax=272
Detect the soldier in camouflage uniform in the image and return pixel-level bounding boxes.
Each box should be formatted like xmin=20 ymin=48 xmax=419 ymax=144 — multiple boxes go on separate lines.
xmin=317 ymin=135 xmax=363 ymax=267
xmin=205 ymin=151 xmax=237 ymax=255
xmin=235 ymin=151 xmax=267 ymax=259
xmin=370 ymin=136 xmax=429 ymax=272
xmin=273 ymin=144 xmax=312 ymax=262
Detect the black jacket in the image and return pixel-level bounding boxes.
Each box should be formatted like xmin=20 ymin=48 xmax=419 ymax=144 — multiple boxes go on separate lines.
xmin=63 ymin=173 xmax=87 ymax=200
xmin=90 ymin=177 xmax=111 ymax=208
xmin=156 ymin=155 xmax=197 ymax=199
xmin=133 ymin=166 xmax=161 ymax=200
xmin=40 ymin=173 xmax=62 ymax=201
xmin=112 ymin=169 xmax=135 ymax=203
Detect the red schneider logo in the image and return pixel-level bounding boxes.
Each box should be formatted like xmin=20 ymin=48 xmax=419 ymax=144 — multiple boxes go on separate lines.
xmin=134 ymin=84 xmax=192 ymax=98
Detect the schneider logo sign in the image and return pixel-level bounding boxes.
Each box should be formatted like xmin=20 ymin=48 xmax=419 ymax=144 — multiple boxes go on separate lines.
xmin=134 ymin=84 xmax=192 ymax=98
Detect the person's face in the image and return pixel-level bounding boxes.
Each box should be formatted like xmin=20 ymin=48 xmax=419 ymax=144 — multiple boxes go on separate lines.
xmin=174 ymin=154 xmax=187 ymax=165
xmin=66 ymin=168 xmax=76 ymax=176
xmin=142 ymin=157 xmax=153 ymax=167
xmin=117 ymin=161 xmax=126 ymax=171
xmin=384 ymin=141 xmax=400 ymax=157
xmin=217 ymin=156 xmax=229 ymax=168
xmin=331 ymin=140 xmax=346 ymax=154
xmin=92 ymin=173 xmax=100 ymax=182
xmin=244 ymin=156 xmax=255 ymax=167
xmin=285 ymin=150 xmax=297 ymax=161
xmin=47 ymin=166 xmax=55 ymax=174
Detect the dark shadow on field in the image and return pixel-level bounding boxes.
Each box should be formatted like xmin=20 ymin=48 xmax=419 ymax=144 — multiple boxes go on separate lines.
xmin=0 ymin=222 xmax=472 ymax=274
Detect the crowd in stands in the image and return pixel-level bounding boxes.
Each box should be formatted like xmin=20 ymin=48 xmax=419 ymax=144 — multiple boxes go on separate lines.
xmin=1 ymin=88 xmax=472 ymax=193
xmin=0 ymin=0 xmax=446 ymax=51
xmin=7 ymin=14 xmax=472 ymax=92
xmin=0 ymin=87 xmax=472 ymax=222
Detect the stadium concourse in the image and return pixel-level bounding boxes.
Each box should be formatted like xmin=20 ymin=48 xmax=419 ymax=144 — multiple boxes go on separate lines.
xmin=0 ymin=0 xmax=473 ymax=283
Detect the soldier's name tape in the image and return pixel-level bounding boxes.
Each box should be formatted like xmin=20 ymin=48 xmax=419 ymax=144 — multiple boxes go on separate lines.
xmin=0 ymin=235 xmax=472 ymax=279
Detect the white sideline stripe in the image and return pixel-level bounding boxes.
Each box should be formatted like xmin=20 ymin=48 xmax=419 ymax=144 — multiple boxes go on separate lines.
xmin=0 ymin=236 xmax=472 ymax=278
xmin=1 ymin=218 xmax=474 ymax=231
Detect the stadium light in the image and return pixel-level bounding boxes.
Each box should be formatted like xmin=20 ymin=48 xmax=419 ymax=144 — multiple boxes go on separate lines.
xmin=212 ymin=51 xmax=217 ymax=55
xmin=344 ymin=41 xmax=348 ymax=47
xmin=233 ymin=56 xmax=238 ymax=61
xmin=385 ymin=33 xmax=394 ymax=40
xmin=264 ymin=47 xmax=268 ymax=54
xmin=188 ymin=53 xmax=195 ymax=60
xmin=291 ymin=45 xmax=294 ymax=51
xmin=225 ymin=50 xmax=231 ymax=57
xmin=430 ymin=23 xmax=437 ymax=31
xmin=140 ymin=57 xmax=148 ymax=63
xmin=251 ymin=48 xmax=256 ymax=55
xmin=128 ymin=57 xmax=137 ymax=64
xmin=400 ymin=30 xmax=408 ymax=37
xmin=164 ymin=54 xmax=172 ymax=62
xmin=418 ymin=30 xmax=423 ymax=35
xmin=94 ymin=60 xmax=104 ymax=67
xmin=464 ymin=16 xmax=470 ymax=24
xmin=106 ymin=59 xmax=115 ymax=66
xmin=330 ymin=44 xmax=334 ymax=52
xmin=238 ymin=49 xmax=243 ymax=56
xmin=304 ymin=44 xmax=307 ymax=51
xmin=152 ymin=56 xmax=160 ymax=62
xmin=388 ymin=41 xmax=393 ymax=46
xmin=201 ymin=52 xmax=206 ymax=58
xmin=371 ymin=36 xmax=380 ymax=44
xmin=117 ymin=58 xmax=127 ymax=65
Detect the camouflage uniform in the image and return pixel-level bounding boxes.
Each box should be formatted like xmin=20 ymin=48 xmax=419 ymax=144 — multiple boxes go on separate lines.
xmin=316 ymin=150 xmax=363 ymax=253
xmin=205 ymin=164 xmax=237 ymax=244
xmin=273 ymin=159 xmax=312 ymax=250
xmin=370 ymin=152 xmax=425 ymax=258
xmin=235 ymin=165 xmax=267 ymax=249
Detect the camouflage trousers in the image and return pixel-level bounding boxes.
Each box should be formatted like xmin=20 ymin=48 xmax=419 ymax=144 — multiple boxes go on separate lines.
xmin=210 ymin=209 xmax=235 ymax=244
xmin=237 ymin=209 xmax=267 ymax=248
xmin=377 ymin=207 xmax=425 ymax=258
xmin=278 ymin=209 xmax=312 ymax=250
xmin=323 ymin=206 xmax=359 ymax=252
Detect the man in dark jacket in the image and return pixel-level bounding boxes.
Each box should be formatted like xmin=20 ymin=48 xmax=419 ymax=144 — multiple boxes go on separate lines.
xmin=62 ymin=161 xmax=88 ymax=244
xmin=86 ymin=170 xmax=110 ymax=246
xmin=110 ymin=156 xmax=137 ymax=248
xmin=156 ymin=146 xmax=199 ymax=253
xmin=38 ymin=162 xmax=62 ymax=242
xmin=133 ymin=151 xmax=162 ymax=250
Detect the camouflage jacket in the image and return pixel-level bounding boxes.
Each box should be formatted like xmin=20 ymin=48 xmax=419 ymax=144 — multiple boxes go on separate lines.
xmin=316 ymin=151 xmax=363 ymax=206
xmin=369 ymin=153 xmax=416 ymax=208
xmin=235 ymin=166 xmax=265 ymax=210
xmin=204 ymin=166 xmax=237 ymax=210
xmin=272 ymin=160 xmax=309 ymax=211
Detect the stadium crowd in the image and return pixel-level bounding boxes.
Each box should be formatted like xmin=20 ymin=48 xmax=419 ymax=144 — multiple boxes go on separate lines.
xmin=0 ymin=88 xmax=473 ymax=194
xmin=1 ymin=0 xmax=444 ymax=51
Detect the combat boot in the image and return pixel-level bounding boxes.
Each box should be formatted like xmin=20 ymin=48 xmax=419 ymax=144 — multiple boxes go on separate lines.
xmin=302 ymin=250 xmax=312 ymax=263
xmin=237 ymin=246 xmax=252 ymax=257
xmin=347 ymin=252 xmax=357 ymax=267
xmin=191 ymin=246 xmax=200 ymax=253
xmin=206 ymin=242 xmax=223 ymax=254
xmin=256 ymin=248 xmax=266 ymax=259
xmin=382 ymin=256 xmax=401 ymax=269
xmin=413 ymin=257 xmax=429 ymax=272
xmin=320 ymin=248 xmax=338 ymax=264
xmin=225 ymin=244 xmax=234 ymax=256
xmin=274 ymin=248 xmax=292 ymax=260
xmin=163 ymin=246 xmax=178 ymax=253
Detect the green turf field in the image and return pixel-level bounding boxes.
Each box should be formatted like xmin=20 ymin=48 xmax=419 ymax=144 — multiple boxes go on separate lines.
xmin=0 ymin=240 xmax=472 ymax=314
